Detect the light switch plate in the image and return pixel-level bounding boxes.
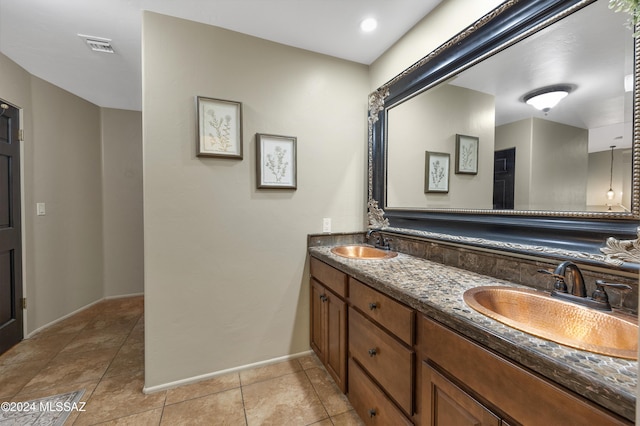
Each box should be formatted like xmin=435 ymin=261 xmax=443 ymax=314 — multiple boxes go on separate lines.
xmin=36 ymin=203 xmax=46 ymax=216
xmin=322 ymin=218 xmax=331 ymax=233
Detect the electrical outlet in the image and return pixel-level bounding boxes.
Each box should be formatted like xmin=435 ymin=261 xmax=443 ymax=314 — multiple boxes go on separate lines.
xmin=322 ymin=218 xmax=331 ymax=233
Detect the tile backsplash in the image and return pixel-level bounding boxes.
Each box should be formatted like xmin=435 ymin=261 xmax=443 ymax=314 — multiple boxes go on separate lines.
xmin=307 ymin=231 xmax=638 ymax=314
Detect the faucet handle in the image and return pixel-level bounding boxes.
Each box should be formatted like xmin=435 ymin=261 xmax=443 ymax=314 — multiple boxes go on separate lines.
xmin=537 ymin=269 xmax=567 ymax=293
xmin=592 ymin=280 xmax=632 ymax=307
xmin=378 ymin=236 xmax=392 ymax=250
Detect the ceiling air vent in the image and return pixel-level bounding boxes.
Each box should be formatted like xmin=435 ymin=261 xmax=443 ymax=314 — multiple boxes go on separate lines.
xmin=78 ymin=34 xmax=115 ymax=54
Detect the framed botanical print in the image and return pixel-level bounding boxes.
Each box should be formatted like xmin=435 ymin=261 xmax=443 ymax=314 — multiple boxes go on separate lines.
xmin=455 ymin=134 xmax=479 ymax=175
xmin=196 ymin=96 xmax=243 ymax=158
xmin=425 ymin=151 xmax=449 ymax=193
xmin=256 ymin=133 xmax=297 ymax=189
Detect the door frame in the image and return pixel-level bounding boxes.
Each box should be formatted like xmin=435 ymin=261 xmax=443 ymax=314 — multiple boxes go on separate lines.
xmin=2 ymin=99 xmax=28 ymax=337
xmin=18 ymin=105 xmax=26 ymax=336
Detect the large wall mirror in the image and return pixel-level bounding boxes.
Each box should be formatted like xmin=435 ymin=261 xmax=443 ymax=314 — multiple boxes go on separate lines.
xmin=369 ymin=0 xmax=640 ymax=269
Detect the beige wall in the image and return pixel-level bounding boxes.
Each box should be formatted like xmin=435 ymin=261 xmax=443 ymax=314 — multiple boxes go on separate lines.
xmin=30 ymin=76 xmax=104 ymax=328
xmin=530 ymin=118 xmax=588 ymax=211
xmin=142 ymin=12 xmax=368 ymax=389
xmin=0 ymin=52 xmax=144 ymax=334
xmin=101 ymin=108 xmax=144 ymax=296
xmin=370 ymin=0 xmax=505 ymax=90
xmin=495 ymin=117 xmax=588 ymax=211
xmin=387 ymin=84 xmax=495 ymax=209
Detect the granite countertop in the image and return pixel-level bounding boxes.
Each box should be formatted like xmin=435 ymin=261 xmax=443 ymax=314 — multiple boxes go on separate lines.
xmin=308 ymin=245 xmax=637 ymax=422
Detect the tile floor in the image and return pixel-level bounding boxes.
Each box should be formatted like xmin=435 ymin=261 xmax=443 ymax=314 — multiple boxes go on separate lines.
xmin=0 ymin=296 xmax=363 ymax=425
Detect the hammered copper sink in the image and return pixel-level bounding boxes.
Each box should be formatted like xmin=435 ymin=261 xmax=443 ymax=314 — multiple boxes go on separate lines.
xmin=330 ymin=245 xmax=397 ymax=260
xmin=463 ymin=286 xmax=638 ymax=360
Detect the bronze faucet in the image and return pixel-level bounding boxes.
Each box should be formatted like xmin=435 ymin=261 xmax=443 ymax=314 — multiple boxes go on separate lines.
xmin=538 ymin=261 xmax=630 ymax=311
xmin=366 ymin=229 xmax=391 ymax=250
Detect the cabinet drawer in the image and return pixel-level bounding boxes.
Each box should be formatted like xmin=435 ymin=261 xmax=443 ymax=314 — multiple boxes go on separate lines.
xmin=348 ymin=358 xmax=412 ymax=426
xmin=310 ymin=257 xmax=347 ymax=298
xmin=349 ymin=277 xmax=414 ymax=345
xmin=349 ymin=307 xmax=414 ymax=415
xmin=420 ymin=316 xmax=630 ymax=426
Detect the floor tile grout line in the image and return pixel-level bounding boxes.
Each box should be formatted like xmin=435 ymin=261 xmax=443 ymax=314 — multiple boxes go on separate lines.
xmin=72 ymin=312 xmax=145 ymax=425
xmin=156 ymin=388 xmax=169 ymax=426
xmin=238 ymin=360 xmax=305 ymax=388
xmin=302 ymin=367 xmax=333 ymax=424
xmin=95 ymin=312 xmax=143 ymax=381
xmin=239 ymin=374 xmax=250 ymax=426
xmin=7 ymin=311 xmax=102 ymax=400
xmin=162 ymin=382 xmax=242 ymax=407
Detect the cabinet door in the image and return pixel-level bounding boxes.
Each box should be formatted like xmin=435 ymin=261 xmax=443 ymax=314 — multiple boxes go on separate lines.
xmin=326 ymin=291 xmax=347 ymax=392
xmin=422 ymin=362 xmax=500 ymax=426
xmin=310 ymin=278 xmax=327 ymax=361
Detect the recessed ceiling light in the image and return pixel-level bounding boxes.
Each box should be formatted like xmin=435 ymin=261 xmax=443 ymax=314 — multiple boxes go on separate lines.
xmin=360 ymin=18 xmax=378 ymax=32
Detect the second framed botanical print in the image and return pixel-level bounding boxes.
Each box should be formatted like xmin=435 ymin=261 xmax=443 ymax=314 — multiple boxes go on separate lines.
xmin=455 ymin=134 xmax=479 ymax=175
xmin=256 ymin=133 xmax=297 ymax=189
xmin=425 ymin=151 xmax=449 ymax=193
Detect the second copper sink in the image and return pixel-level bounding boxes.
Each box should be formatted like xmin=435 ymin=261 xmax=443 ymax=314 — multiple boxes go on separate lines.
xmin=463 ymin=286 xmax=638 ymax=360
xmin=330 ymin=245 xmax=397 ymax=260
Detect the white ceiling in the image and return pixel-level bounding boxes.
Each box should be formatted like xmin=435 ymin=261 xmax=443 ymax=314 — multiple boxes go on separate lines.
xmin=0 ymin=0 xmax=634 ymax=154
xmin=449 ymin=0 xmax=634 ymax=153
xmin=0 ymin=0 xmax=443 ymax=111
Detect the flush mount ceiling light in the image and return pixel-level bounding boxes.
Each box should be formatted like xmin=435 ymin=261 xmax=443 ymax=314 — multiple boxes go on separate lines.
xmin=522 ymin=84 xmax=573 ymax=113
xmin=78 ymin=34 xmax=115 ymax=54
xmin=360 ymin=17 xmax=378 ymax=32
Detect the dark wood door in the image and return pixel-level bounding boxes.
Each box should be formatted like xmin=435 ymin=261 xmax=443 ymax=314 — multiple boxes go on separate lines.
xmin=0 ymin=101 xmax=23 ymax=355
xmin=493 ymin=148 xmax=515 ymax=209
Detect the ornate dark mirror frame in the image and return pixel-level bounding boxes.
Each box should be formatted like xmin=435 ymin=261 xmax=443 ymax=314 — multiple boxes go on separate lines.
xmin=368 ymin=0 xmax=640 ymax=271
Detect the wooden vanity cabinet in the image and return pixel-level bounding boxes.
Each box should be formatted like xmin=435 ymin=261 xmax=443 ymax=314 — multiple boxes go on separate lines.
xmin=348 ymin=277 xmax=415 ymax=424
xmin=310 ymin=255 xmax=631 ymax=425
xmin=310 ymin=258 xmax=347 ymax=392
xmin=418 ymin=316 xmax=632 ymax=426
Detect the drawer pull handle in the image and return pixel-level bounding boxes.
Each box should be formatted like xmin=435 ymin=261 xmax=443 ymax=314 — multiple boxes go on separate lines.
xmin=368 ymin=409 xmax=377 ymax=418
xmin=368 ymin=302 xmax=378 ymax=310
xmin=368 ymin=348 xmax=377 ymax=357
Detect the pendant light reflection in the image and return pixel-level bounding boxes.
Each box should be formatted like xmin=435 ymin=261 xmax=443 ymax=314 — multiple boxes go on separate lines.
xmin=607 ymin=145 xmax=616 ymax=209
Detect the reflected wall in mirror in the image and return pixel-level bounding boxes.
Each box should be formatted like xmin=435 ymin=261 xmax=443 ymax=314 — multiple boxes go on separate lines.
xmin=384 ymin=0 xmax=635 ymax=214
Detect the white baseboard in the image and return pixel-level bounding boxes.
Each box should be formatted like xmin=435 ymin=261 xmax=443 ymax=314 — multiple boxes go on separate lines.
xmin=142 ymin=349 xmax=314 ymax=394
xmin=25 ymin=293 xmax=144 ymax=338
xmin=25 ymin=298 xmax=103 ymax=338
xmin=105 ymin=292 xmax=144 ymax=300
